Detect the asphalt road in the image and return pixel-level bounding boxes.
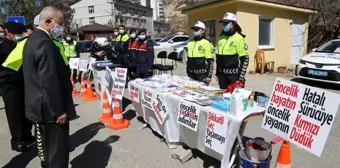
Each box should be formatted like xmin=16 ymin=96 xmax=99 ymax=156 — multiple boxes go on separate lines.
xmin=0 ymin=60 xmax=340 ymax=168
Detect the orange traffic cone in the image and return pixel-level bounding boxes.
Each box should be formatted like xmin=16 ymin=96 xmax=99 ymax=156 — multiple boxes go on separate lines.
xmin=107 ymin=98 xmax=130 ymax=130
xmin=78 ymin=76 xmax=87 ymax=98
xmin=98 ymin=91 xmax=113 ymax=122
xmin=70 ymin=75 xmax=78 ymax=97
xmin=85 ymin=78 xmax=96 ymax=101
xmin=275 ymin=140 xmax=291 ymax=168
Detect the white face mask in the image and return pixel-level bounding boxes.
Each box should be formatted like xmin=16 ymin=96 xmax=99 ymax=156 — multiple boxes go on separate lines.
xmin=130 ymin=34 xmax=136 ymax=38
xmin=119 ymin=29 xmax=125 ymax=34
xmin=66 ymin=37 xmax=71 ymax=41
xmin=114 ymin=32 xmax=119 ymax=36
xmin=13 ymin=34 xmax=22 ymax=42
xmin=50 ymin=20 xmax=64 ymax=39
xmin=0 ymin=32 xmax=4 ymax=38
xmin=138 ymin=34 xmax=146 ymax=40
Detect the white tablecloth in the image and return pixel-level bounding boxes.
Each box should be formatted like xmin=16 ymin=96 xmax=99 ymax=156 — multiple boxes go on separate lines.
xmin=129 ymin=81 xmax=265 ymax=167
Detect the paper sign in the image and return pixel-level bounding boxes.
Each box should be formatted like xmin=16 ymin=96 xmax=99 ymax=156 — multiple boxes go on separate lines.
xmin=105 ymin=66 xmax=114 ymax=93
xmin=205 ymin=112 xmax=229 ymax=154
xmin=129 ymin=84 xmax=140 ymax=103
xmin=111 ymin=68 xmax=128 ymax=100
xmin=69 ymin=58 xmax=79 ymax=70
xmin=141 ymin=88 xmax=153 ymax=110
xmin=261 ymin=78 xmax=340 ymax=157
xmin=78 ymin=59 xmax=89 ymax=72
xmin=105 ymin=88 xmax=112 ymax=105
xmin=177 ymin=101 xmax=201 ymax=131
xmin=88 ymin=57 xmax=96 ymax=70
xmin=151 ymin=91 xmax=168 ymax=125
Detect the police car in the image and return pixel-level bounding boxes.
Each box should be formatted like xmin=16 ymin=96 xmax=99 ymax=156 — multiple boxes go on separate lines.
xmin=173 ymin=41 xmax=188 ymax=61
xmin=295 ymin=39 xmax=340 ymax=84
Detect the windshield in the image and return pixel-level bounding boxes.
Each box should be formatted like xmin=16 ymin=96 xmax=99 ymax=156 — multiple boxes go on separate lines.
xmin=316 ymin=41 xmax=340 ymax=53
xmin=159 ymin=36 xmax=174 ymax=42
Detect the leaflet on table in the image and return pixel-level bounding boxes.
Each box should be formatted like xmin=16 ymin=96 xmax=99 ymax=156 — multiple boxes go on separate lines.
xmin=69 ymin=58 xmax=79 ymax=70
xmin=129 ymin=83 xmax=140 ymax=103
xmin=205 ymin=111 xmax=229 ymax=154
xmin=151 ymin=91 xmax=168 ymax=125
xmin=105 ymin=66 xmax=114 ymax=93
xmin=177 ymin=101 xmax=201 ymax=131
xmin=142 ymin=88 xmax=153 ymax=110
xmin=262 ymin=78 xmax=340 ymax=157
xmin=111 ymin=67 xmax=127 ymax=100
xmin=78 ymin=59 xmax=89 ymax=72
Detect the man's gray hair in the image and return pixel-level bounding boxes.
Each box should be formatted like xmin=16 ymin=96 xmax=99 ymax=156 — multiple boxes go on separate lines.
xmin=39 ymin=6 xmax=60 ymax=21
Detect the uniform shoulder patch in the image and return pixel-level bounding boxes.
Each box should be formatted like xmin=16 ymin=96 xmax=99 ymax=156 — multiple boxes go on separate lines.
xmin=244 ymin=43 xmax=248 ymax=50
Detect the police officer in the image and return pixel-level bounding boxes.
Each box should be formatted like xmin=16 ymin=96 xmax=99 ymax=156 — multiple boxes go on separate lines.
xmin=63 ymin=34 xmax=80 ymax=80
xmin=215 ymin=12 xmax=249 ymax=89
xmin=131 ymin=28 xmax=154 ymax=79
xmin=0 ymin=22 xmax=34 ymax=152
xmin=115 ymin=25 xmax=130 ymax=67
xmin=187 ymin=21 xmax=214 ymax=84
xmin=128 ymin=29 xmax=137 ymax=80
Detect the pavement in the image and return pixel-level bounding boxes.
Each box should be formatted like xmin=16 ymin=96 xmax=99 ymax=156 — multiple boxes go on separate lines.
xmin=1 ymin=60 xmax=340 ymax=168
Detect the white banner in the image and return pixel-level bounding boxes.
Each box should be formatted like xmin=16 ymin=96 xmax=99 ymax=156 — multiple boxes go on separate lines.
xmin=111 ymin=68 xmax=127 ymax=100
xmin=88 ymin=57 xmax=96 ymax=70
xmin=151 ymin=91 xmax=168 ymax=125
xmin=69 ymin=58 xmax=79 ymax=70
xmin=262 ymin=78 xmax=340 ymax=157
xmin=205 ymin=112 xmax=229 ymax=154
xmin=78 ymin=59 xmax=89 ymax=72
xmin=177 ymin=101 xmax=201 ymax=131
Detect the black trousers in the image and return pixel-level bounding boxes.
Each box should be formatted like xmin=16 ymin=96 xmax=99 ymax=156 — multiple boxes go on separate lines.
xmin=35 ymin=122 xmax=69 ymax=168
xmin=187 ymin=73 xmax=207 ymax=83
xmin=2 ymin=88 xmax=32 ymax=148
xmin=217 ymin=74 xmax=239 ymax=89
xmin=137 ymin=72 xmax=152 ymax=79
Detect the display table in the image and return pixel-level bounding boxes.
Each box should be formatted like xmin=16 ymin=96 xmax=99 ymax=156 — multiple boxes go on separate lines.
xmin=128 ymin=79 xmax=265 ymax=167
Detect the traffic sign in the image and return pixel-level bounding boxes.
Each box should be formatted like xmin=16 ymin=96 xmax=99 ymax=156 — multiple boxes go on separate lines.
xmin=6 ymin=16 xmax=25 ymax=25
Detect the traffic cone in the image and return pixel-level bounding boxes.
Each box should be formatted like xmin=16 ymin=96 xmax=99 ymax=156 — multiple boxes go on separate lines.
xmin=98 ymin=91 xmax=113 ymax=122
xmin=107 ymin=98 xmax=130 ymax=130
xmin=275 ymin=140 xmax=291 ymax=168
xmin=85 ymin=78 xmax=96 ymax=101
xmin=70 ymin=75 xmax=78 ymax=97
xmin=78 ymin=76 xmax=87 ymax=98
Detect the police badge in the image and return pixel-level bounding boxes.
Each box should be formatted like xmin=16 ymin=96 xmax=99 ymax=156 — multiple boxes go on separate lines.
xmin=198 ymin=45 xmax=203 ymax=51
xmin=229 ymin=41 xmax=234 ymax=47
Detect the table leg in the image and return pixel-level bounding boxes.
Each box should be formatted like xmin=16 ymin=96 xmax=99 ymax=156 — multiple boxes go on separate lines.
xmin=228 ymin=122 xmax=248 ymax=168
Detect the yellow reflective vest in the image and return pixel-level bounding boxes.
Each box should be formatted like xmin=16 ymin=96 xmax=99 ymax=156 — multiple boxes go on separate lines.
xmin=63 ymin=41 xmax=77 ymax=57
xmin=215 ymin=32 xmax=248 ymax=69
xmin=3 ymin=39 xmax=68 ymax=71
xmin=186 ymin=38 xmax=213 ymax=71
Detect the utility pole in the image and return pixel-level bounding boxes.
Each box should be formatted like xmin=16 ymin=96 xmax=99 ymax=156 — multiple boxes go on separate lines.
xmin=107 ymin=0 xmax=115 ymax=27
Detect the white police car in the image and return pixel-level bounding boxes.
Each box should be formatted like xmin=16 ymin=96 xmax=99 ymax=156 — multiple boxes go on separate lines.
xmin=295 ymin=39 xmax=340 ymax=84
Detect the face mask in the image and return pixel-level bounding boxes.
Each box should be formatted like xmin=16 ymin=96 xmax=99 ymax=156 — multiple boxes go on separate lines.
xmin=66 ymin=37 xmax=71 ymax=41
xmin=193 ymin=30 xmax=201 ymax=37
xmin=50 ymin=21 xmax=65 ymax=39
xmin=119 ymin=29 xmax=125 ymax=34
xmin=130 ymin=34 xmax=136 ymax=38
xmin=13 ymin=35 xmax=22 ymax=42
xmin=223 ymin=23 xmax=232 ymax=33
xmin=138 ymin=35 xmax=146 ymax=40
xmin=114 ymin=32 xmax=119 ymax=36
xmin=0 ymin=32 xmax=4 ymax=38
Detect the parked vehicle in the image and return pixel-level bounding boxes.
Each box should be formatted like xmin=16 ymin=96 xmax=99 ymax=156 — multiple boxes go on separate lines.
xmin=154 ymin=38 xmax=162 ymax=42
xmin=295 ymin=39 xmax=340 ymax=84
xmin=172 ymin=41 xmax=188 ymax=62
xmin=157 ymin=35 xmax=189 ymax=47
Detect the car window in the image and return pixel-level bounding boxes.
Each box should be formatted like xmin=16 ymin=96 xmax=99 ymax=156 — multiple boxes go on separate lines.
xmin=316 ymin=41 xmax=340 ymax=53
xmin=181 ymin=37 xmax=189 ymax=41
xmin=172 ymin=37 xmax=182 ymax=42
xmin=159 ymin=36 xmax=174 ymax=42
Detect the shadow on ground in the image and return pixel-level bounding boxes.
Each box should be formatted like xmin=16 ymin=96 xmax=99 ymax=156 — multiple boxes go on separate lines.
xmin=69 ymin=122 xmax=106 ymax=151
xmin=291 ymin=78 xmax=340 ymax=91
xmin=2 ymin=144 xmax=38 ymax=168
xmin=70 ymin=135 xmax=120 ymax=168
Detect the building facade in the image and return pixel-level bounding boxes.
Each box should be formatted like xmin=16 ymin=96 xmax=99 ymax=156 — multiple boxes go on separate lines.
xmin=71 ymin=0 xmax=154 ymax=35
xmin=140 ymin=0 xmax=165 ymax=21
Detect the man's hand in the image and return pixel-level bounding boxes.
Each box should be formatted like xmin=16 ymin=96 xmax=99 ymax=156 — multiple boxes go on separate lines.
xmin=205 ymin=78 xmax=212 ymax=83
xmin=148 ymin=69 xmax=152 ymax=72
xmin=56 ymin=113 xmax=67 ymax=125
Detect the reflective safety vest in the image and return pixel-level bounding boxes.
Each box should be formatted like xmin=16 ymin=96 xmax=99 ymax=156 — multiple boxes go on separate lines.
xmin=2 ymin=39 xmax=68 ymax=71
xmin=215 ymin=32 xmax=248 ymax=70
xmin=115 ymin=34 xmax=130 ymax=42
xmin=63 ymin=41 xmax=77 ymax=57
xmin=54 ymin=40 xmax=69 ymax=65
xmin=187 ymin=38 xmax=213 ymax=71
